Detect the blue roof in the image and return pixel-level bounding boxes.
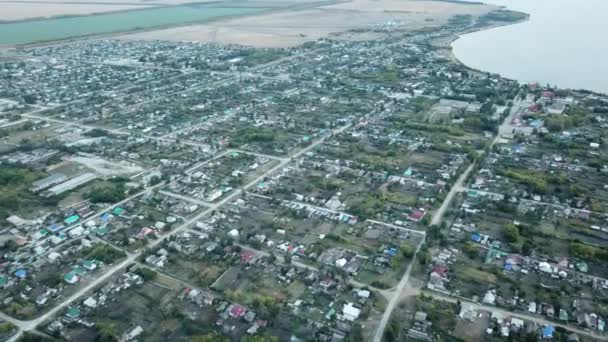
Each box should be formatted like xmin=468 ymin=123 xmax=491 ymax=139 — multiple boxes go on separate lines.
xmin=512 ymin=144 xmax=525 ymax=153
xmin=48 ymin=224 xmax=63 ymax=232
xmin=385 ymin=248 xmax=398 ymax=256
xmin=543 ymin=325 xmax=555 ymax=338
xmin=504 ymin=263 xmax=513 ymax=271
xmin=14 ymin=269 xmax=27 ymax=279
xmin=100 ymin=213 xmax=111 ymax=222
xmin=530 ymin=119 xmax=544 ymax=128
xmin=471 ymin=233 xmax=481 ymax=242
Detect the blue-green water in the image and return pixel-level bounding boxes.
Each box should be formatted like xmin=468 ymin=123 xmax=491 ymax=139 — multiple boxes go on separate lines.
xmin=0 ymin=5 xmax=269 ymax=45
xmin=453 ymin=0 xmax=608 ymax=94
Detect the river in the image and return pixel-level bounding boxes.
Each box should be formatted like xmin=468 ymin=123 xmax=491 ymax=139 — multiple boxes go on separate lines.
xmin=452 ymin=0 xmax=608 ymax=95
xmin=0 ymin=5 xmax=269 ymax=46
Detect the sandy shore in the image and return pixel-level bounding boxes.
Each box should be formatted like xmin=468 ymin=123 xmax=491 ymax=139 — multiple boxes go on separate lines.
xmin=119 ymin=0 xmax=496 ymax=47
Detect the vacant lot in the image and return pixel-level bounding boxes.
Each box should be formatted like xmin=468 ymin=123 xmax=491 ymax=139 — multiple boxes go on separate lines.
xmin=120 ymin=0 xmax=495 ymax=47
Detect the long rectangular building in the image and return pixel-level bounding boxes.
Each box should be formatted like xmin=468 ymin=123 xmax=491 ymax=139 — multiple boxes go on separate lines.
xmin=43 ymin=173 xmax=97 ymax=197
xmin=30 ymin=173 xmax=67 ymax=193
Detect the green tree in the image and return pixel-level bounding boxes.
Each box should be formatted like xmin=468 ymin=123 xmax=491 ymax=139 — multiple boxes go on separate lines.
xmin=191 ymin=332 xmax=229 ymax=342
xmin=503 ymin=224 xmax=520 ymax=243
xmin=463 ymin=242 xmax=479 ymax=259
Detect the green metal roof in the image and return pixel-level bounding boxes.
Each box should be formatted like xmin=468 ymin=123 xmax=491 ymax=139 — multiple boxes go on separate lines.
xmin=66 ymin=306 xmax=80 ymax=318
xmin=64 ymin=215 xmax=80 ymax=224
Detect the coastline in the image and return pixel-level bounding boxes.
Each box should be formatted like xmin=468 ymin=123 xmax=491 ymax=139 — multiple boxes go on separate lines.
xmin=444 ymin=13 xmax=530 ymax=80
xmin=446 ymin=1 xmax=608 ymax=96
xmin=0 ymin=0 xmax=342 ymax=49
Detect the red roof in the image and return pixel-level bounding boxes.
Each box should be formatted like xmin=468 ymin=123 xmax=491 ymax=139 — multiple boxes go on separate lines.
xmin=541 ymin=91 xmax=555 ymax=98
xmin=432 ymin=265 xmax=447 ymax=278
xmin=528 ymin=103 xmax=541 ymax=112
xmin=230 ymin=305 xmax=247 ymax=318
xmin=409 ymin=210 xmax=426 ymax=221
xmin=241 ymin=250 xmax=254 ymax=263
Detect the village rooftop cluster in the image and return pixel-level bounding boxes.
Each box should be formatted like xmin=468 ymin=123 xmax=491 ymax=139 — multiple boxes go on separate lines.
xmin=0 ymin=9 xmax=605 ymax=342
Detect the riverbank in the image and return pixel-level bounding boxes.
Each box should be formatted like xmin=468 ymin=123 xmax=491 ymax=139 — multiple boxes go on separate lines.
xmin=118 ymin=0 xmax=496 ymax=48
xmin=449 ymin=0 xmax=608 ymax=95
xmin=0 ymin=0 xmax=219 ymax=22
xmin=0 ymin=0 xmax=349 ymax=49
xmin=438 ymin=11 xmax=530 ymax=79
xmin=0 ymin=2 xmax=297 ymax=47
xmin=0 ymin=0 xmax=496 ymax=49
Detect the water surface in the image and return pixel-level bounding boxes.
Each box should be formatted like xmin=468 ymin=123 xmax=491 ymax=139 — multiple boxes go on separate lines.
xmin=0 ymin=5 xmax=269 ymax=45
xmin=453 ymin=0 xmax=608 ymax=94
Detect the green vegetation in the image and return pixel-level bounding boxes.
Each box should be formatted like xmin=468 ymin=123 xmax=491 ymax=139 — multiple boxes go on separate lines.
xmin=83 ymin=128 xmax=111 ymax=138
xmin=349 ymin=193 xmax=386 ymax=220
xmin=0 ymin=322 xmax=13 ymax=334
xmin=390 ymin=245 xmax=415 ymax=270
xmin=232 ymin=49 xmax=288 ymax=68
xmin=0 ymin=166 xmax=62 ymax=219
xmin=393 ymin=122 xmax=465 ymax=136
xmin=462 ymin=241 xmax=479 ymax=259
xmin=232 ymin=127 xmax=276 ymax=145
xmin=85 ymin=244 xmax=126 ymax=264
xmin=353 ymin=65 xmax=401 ymax=84
xmin=448 ymin=14 xmax=473 ymax=27
xmin=192 ymin=332 xmax=229 ymax=342
xmin=545 ymin=107 xmax=593 ymax=132
xmin=478 ymin=10 xmax=528 ymax=24
xmin=18 ymin=332 xmax=56 ymax=342
xmin=497 ymin=168 xmax=548 ymax=194
xmin=408 ymin=96 xmax=437 ymax=113
xmin=503 ymin=223 xmax=520 ymax=243
xmin=383 ymin=316 xmax=401 ymax=341
xmin=135 ymin=267 xmax=158 ymax=281
xmin=94 ymin=319 xmax=120 ymax=342
xmin=87 ymin=179 xmax=127 ymax=203
xmin=570 ymin=242 xmax=608 ymax=263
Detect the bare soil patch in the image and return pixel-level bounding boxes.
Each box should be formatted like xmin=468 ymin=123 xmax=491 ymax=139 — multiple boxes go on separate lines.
xmin=118 ymin=0 xmax=495 ymax=47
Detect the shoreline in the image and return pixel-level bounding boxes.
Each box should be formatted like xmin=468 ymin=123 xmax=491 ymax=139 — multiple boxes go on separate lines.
xmin=444 ymin=14 xmax=530 ymax=81
xmin=0 ymin=0 xmax=343 ymax=49
xmin=0 ymin=3 xmax=194 ymax=25
xmin=445 ymin=3 xmax=608 ymax=97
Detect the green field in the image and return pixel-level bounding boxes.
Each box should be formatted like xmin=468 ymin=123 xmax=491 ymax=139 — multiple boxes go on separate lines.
xmin=0 ymin=4 xmax=270 ymax=45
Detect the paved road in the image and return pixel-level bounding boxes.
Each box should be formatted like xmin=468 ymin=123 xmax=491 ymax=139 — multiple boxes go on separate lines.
xmin=430 ymin=163 xmax=475 ymax=226
xmin=492 ymin=98 xmax=523 ymax=148
xmin=158 ymin=190 xmax=213 ymax=207
xmin=367 ymin=219 xmax=426 ymax=236
xmin=422 ymin=290 xmax=608 ymax=341
xmin=5 ymin=257 xmax=135 ymax=342
xmin=372 ymin=238 xmax=426 ymax=342
xmin=185 ymin=149 xmax=232 ymax=174
xmin=232 ymin=241 xmax=389 ymax=298
xmin=22 ymin=112 xmax=130 ymax=135
xmin=373 ymin=100 xmax=524 ymax=342
xmin=19 ymin=182 xmax=165 ymax=269
xmin=1 ymin=122 xmax=352 ymax=340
